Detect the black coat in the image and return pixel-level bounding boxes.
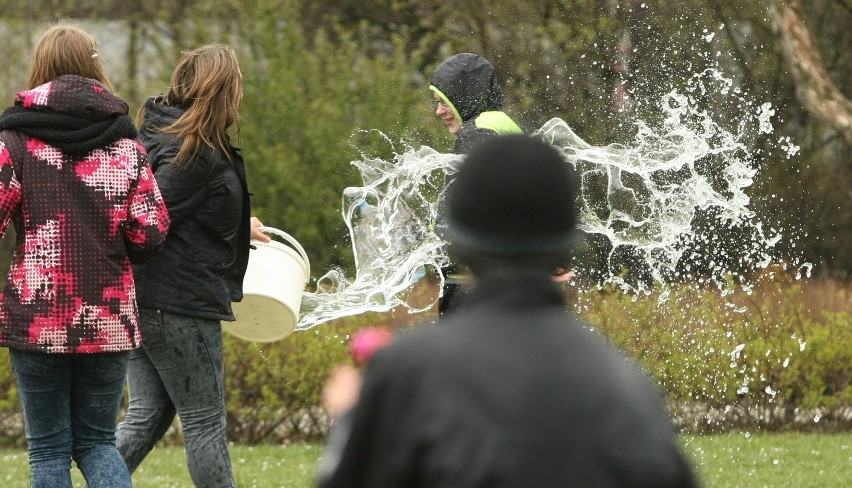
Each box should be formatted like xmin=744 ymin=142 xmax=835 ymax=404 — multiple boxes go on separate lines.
xmin=132 ymin=97 xmax=251 ymax=321
xmin=318 ymin=276 xmax=698 ymax=488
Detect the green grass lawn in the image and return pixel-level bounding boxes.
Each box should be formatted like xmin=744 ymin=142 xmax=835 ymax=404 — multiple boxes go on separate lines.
xmin=682 ymin=432 xmax=851 ymax=487
xmin=1 ymin=443 xmax=324 ymax=488
xmin=2 ymin=433 xmax=849 ymax=487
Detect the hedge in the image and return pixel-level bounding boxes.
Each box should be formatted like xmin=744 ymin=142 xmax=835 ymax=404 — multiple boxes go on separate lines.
xmin=576 ymin=273 xmax=851 ymax=433
xmin=0 ymin=275 xmax=847 ymax=446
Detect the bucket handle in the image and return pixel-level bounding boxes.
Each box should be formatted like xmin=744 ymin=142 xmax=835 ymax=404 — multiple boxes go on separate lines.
xmin=257 ymin=226 xmax=311 ymax=282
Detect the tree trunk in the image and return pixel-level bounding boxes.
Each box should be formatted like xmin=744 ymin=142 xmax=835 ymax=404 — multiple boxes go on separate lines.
xmin=767 ymin=0 xmax=852 ymax=144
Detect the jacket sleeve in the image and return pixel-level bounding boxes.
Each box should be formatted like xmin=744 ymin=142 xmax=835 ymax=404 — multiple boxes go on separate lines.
xmin=124 ymin=143 xmax=170 ymax=264
xmin=151 ymin=151 xmax=217 ymax=224
xmin=0 ymin=135 xmax=22 ymax=238
xmin=316 ymin=385 xmax=381 ymax=488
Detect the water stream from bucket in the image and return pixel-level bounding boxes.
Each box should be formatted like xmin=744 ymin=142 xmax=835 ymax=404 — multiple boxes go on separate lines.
xmin=294 ymin=69 xmax=807 ymax=331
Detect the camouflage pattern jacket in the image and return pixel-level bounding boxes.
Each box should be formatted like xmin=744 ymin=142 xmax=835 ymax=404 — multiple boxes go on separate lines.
xmin=0 ymin=75 xmax=170 ymax=353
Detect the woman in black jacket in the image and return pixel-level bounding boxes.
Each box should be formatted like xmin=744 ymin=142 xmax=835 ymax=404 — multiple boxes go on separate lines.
xmin=115 ymin=44 xmax=268 ymax=487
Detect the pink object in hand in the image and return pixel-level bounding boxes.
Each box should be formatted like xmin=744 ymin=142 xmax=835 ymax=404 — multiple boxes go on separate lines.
xmin=349 ymin=327 xmax=394 ymax=366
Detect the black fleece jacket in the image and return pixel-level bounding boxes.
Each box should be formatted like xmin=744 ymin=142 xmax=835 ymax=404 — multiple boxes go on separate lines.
xmin=318 ymin=276 xmax=699 ymax=488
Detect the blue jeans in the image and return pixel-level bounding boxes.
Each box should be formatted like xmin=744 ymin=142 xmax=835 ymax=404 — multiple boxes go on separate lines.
xmin=10 ymin=348 xmax=131 ymax=488
xmin=116 ymin=309 xmax=235 ymax=487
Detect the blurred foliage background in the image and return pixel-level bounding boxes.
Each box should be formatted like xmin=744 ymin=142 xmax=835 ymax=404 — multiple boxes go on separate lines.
xmin=0 ymin=0 xmax=849 ymax=282
xmin=0 ymin=0 xmax=849 ymax=444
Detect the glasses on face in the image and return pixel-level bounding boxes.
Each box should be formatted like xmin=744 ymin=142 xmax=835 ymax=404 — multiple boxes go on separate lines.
xmin=431 ymin=99 xmax=450 ymax=110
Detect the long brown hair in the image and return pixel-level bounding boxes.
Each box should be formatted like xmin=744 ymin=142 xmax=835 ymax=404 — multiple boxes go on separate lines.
xmin=27 ymin=23 xmax=115 ymax=92
xmin=144 ymin=44 xmax=243 ymax=167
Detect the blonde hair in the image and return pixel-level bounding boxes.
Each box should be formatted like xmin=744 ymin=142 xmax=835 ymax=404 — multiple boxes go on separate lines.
xmin=27 ymin=23 xmax=115 ymax=92
xmin=145 ymin=44 xmax=242 ymax=167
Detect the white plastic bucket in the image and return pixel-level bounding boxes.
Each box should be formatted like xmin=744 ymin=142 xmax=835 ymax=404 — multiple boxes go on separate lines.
xmin=224 ymin=226 xmax=310 ymax=342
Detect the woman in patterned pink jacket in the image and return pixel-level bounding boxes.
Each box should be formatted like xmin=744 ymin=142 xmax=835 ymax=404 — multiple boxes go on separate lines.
xmin=0 ymin=24 xmax=169 ymax=488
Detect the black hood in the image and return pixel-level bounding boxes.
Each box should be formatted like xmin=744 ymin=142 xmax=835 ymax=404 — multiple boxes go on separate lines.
xmin=0 ymin=74 xmax=137 ymax=154
xmin=137 ymin=96 xmax=185 ymax=172
xmin=430 ymin=53 xmax=505 ymax=123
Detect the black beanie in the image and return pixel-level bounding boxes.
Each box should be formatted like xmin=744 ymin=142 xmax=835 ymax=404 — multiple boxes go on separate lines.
xmin=446 ymin=134 xmax=578 ymax=256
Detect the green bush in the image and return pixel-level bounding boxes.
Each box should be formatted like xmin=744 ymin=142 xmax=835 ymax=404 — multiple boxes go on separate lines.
xmin=223 ymin=300 xmax=425 ymax=443
xmin=236 ymin=11 xmax=446 ymax=279
xmin=575 ymin=275 xmax=851 ymax=433
xmin=0 ymin=348 xmax=24 ymax=447
xmin=224 ymin=321 xmax=354 ymax=443
xmin=0 ymin=278 xmax=846 ymax=446
xmin=215 ymin=274 xmax=849 ymax=441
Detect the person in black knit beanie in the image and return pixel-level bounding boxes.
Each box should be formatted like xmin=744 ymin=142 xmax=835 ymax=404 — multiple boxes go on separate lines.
xmin=317 ymin=134 xmax=699 ymax=488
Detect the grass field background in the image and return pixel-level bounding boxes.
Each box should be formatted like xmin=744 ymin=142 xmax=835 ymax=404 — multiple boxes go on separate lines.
xmin=2 ymin=432 xmax=849 ymax=487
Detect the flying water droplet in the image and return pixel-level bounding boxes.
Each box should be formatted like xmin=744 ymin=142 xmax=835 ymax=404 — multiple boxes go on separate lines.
xmin=294 ymin=70 xmax=791 ymax=329
xmin=730 ymin=343 xmax=746 ymax=367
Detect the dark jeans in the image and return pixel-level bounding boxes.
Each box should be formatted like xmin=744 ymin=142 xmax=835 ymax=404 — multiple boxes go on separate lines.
xmin=116 ymin=308 xmax=235 ymax=487
xmin=10 ymin=348 xmax=131 ymax=488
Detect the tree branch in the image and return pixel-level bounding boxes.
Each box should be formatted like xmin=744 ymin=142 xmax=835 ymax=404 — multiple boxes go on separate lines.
xmin=767 ymin=0 xmax=852 ymax=144
xmin=706 ymin=0 xmax=758 ymax=94
xmin=832 ymin=0 xmax=852 ymax=14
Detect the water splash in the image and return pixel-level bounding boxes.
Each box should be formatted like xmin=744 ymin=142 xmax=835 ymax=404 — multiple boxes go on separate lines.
xmin=294 ymin=70 xmax=789 ymax=330
xmin=296 ymin=145 xmax=459 ymax=329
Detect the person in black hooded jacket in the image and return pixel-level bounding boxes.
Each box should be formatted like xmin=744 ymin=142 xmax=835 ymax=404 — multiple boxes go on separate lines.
xmin=114 ymin=44 xmax=269 ymax=488
xmin=430 ymin=53 xmax=525 ymax=317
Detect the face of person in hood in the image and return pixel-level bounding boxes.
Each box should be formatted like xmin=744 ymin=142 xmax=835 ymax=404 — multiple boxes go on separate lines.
xmin=430 ymin=53 xmax=505 ymax=137
xmin=433 ymin=96 xmax=461 ymax=134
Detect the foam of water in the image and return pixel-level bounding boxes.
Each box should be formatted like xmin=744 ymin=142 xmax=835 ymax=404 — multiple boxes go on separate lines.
xmin=294 ymin=69 xmax=791 ymax=330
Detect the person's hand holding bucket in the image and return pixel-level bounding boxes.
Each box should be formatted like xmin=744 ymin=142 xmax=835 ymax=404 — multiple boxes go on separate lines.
xmin=250 ymin=217 xmax=272 ymax=243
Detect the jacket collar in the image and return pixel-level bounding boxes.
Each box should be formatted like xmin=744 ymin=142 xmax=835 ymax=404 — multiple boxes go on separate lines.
xmin=462 ymin=274 xmax=566 ymax=311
